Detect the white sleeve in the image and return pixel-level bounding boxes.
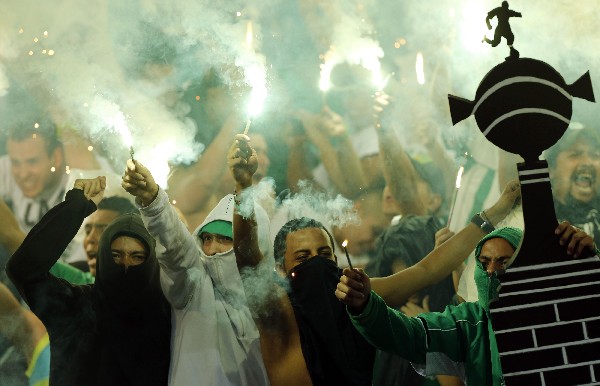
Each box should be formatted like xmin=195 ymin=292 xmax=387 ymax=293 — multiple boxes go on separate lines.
xmin=140 ymin=188 xmax=206 ymax=309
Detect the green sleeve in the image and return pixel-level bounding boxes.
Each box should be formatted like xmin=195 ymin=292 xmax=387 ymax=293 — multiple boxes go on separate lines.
xmin=49 ymin=262 xmax=94 ymax=285
xmin=348 ymin=291 xmax=428 ymax=364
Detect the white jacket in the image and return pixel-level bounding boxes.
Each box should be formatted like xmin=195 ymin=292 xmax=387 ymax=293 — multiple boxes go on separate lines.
xmin=140 ymin=189 xmax=270 ymax=386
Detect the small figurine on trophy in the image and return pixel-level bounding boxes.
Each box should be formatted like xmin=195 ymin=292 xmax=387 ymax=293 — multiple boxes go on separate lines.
xmin=482 ymin=1 xmax=522 ymax=60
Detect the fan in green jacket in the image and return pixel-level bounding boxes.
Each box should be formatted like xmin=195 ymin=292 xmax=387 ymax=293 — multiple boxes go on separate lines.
xmin=336 ymin=223 xmax=596 ymax=385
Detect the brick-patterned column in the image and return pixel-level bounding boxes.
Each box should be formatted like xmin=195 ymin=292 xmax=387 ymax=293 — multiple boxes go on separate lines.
xmin=490 ymin=161 xmax=600 ymax=385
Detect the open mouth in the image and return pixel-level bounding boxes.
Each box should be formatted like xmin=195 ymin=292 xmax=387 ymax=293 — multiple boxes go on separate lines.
xmin=19 ymin=180 xmax=38 ymax=194
xmin=572 ymin=168 xmax=596 ymax=195
xmin=574 ymin=172 xmax=595 ymax=187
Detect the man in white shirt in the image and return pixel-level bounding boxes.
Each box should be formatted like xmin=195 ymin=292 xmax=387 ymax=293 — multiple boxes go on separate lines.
xmin=0 ymin=118 xmax=67 ymax=233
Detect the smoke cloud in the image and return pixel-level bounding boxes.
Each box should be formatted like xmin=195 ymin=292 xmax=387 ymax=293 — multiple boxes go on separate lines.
xmin=2 ymin=1 xmax=600 ymax=383
xmin=2 ymin=0 xmax=598 ymax=178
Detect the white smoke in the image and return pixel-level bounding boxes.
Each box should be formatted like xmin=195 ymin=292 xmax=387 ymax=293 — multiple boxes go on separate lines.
xmin=0 ymin=0 xmax=271 ymax=186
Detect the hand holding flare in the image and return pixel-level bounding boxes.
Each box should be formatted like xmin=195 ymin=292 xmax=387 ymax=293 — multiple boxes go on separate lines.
xmin=122 ymin=159 xmax=159 ymax=207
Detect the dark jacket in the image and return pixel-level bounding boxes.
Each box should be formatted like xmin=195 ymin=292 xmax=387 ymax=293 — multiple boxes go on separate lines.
xmin=7 ymin=189 xmax=171 ymax=386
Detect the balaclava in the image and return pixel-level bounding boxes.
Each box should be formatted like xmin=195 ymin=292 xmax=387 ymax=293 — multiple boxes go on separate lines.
xmin=474 ymin=226 xmax=523 ymax=310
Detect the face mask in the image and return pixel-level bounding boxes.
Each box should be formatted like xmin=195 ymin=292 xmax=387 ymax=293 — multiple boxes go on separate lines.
xmin=475 ymin=260 xmax=502 ymax=312
xmin=288 ymin=255 xmax=340 ymax=311
xmin=96 ymin=244 xmax=158 ymax=306
xmin=287 ymin=256 xmax=375 ymax=386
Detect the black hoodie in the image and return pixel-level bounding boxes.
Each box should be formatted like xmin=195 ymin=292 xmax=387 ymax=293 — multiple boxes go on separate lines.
xmin=7 ymin=189 xmax=171 ymax=386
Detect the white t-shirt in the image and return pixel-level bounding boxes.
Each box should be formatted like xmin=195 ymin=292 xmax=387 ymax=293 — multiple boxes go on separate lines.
xmin=0 ymin=154 xmax=125 ymax=263
xmin=0 ymin=155 xmax=68 ymax=233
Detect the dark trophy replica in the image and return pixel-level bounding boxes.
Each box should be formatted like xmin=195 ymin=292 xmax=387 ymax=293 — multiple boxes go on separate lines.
xmin=448 ymin=5 xmax=599 ymax=384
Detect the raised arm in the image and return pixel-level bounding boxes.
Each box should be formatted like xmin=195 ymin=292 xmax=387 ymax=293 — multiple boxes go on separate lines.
xmin=122 ymin=160 xmax=205 ymax=308
xmin=7 ymin=177 xmax=104 ymax=296
xmin=373 ymin=180 xmax=520 ymax=307
xmin=338 ymin=180 xmax=520 ymax=309
xmin=286 ymin=122 xmax=315 ymax=194
xmin=319 ymin=106 xmax=371 ymax=197
xmin=376 ymin=106 xmax=428 ymax=215
xmin=229 ymin=134 xmax=263 ymax=268
xmin=294 ymin=109 xmax=353 ymax=195
xmin=167 ymin=115 xmax=239 ymax=218
xmin=0 ymin=198 xmax=91 ymax=284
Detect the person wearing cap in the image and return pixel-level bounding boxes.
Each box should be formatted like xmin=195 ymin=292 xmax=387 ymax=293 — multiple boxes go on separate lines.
xmin=121 ymin=134 xmax=270 ymax=386
xmin=6 ymin=176 xmax=171 ymax=386
xmin=545 ymin=126 xmax=600 ymax=242
xmin=336 ymin=223 xmax=596 ymax=385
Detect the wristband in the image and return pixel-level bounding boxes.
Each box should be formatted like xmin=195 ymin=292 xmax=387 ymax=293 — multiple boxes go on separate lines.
xmin=471 ymin=212 xmax=495 ymax=234
xmin=480 ymin=210 xmax=492 ymax=225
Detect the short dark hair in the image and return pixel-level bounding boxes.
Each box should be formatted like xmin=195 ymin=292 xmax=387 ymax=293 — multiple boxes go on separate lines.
xmin=97 ymin=196 xmax=137 ymax=215
xmin=545 ymin=127 xmax=600 ymax=169
xmin=502 ymin=1 xmax=509 ymax=7
xmin=6 ymin=118 xmax=60 ymax=156
xmin=273 ymin=217 xmax=336 ymax=264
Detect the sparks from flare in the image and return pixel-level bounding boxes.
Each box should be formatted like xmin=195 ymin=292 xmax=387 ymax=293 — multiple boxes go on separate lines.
xmin=241 ymin=19 xmax=267 ymax=136
xmin=416 ymin=52 xmax=425 ymax=85
xmin=447 ymin=153 xmax=468 ymax=227
xmin=342 ymin=240 xmax=354 ymax=270
xmin=246 ymin=21 xmax=253 ymax=50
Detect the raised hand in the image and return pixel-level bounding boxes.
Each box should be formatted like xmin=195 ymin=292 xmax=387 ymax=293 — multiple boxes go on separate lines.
xmin=74 ymin=176 xmax=106 ymax=206
xmin=319 ymin=106 xmax=346 ymax=137
xmin=373 ymin=91 xmax=391 ymax=125
xmin=435 ymin=227 xmax=455 ymax=249
xmin=484 ymin=179 xmax=521 ymax=225
xmin=336 ymin=268 xmax=371 ymax=313
xmin=555 ymin=221 xmax=597 ymax=258
xmin=121 ymin=160 xmax=159 ymax=207
xmin=227 ymin=134 xmax=257 ymax=190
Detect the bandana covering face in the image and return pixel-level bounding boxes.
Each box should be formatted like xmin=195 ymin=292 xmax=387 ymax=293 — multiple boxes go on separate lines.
xmin=94 ymin=213 xmax=171 ymax=386
xmin=287 ymin=256 xmax=375 ymax=386
xmin=474 ymin=227 xmax=523 ymax=311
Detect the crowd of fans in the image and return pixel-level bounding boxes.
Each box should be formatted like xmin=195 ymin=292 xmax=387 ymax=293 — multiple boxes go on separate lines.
xmin=1 ymin=20 xmax=600 ymax=386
